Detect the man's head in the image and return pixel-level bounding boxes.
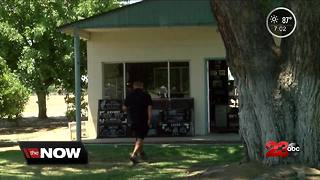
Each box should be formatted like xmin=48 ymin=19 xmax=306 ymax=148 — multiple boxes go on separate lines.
xmin=133 ymin=81 xmax=144 ymax=89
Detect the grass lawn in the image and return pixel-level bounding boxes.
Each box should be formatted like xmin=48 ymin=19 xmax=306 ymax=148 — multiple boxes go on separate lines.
xmin=0 ymin=144 xmax=243 ymax=179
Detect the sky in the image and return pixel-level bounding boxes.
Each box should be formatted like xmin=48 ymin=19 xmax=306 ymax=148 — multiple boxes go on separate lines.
xmin=120 ymin=0 xmax=143 ymax=5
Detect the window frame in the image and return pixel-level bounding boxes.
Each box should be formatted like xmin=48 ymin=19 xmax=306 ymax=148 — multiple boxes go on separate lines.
xmin=102 ymin=61 xmax=190 ymax=100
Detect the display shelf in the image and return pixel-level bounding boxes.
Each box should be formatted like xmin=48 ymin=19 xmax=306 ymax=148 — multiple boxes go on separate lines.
xmin=97 ymin=98 xmax=194 ymax=138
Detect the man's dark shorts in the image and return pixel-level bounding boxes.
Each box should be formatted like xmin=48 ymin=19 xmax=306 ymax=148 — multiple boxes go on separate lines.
xmin=124 ymin=88 xmax=152 ymax=140
xmin=132 ymin=125 xmax=149 ymax=139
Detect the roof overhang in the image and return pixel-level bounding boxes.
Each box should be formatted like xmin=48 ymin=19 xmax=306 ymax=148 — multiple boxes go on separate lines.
xmin=58 ymin=0 xmax=215 ymax=40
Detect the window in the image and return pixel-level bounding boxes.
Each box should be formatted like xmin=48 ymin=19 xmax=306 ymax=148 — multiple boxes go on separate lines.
xmin=170 ymin=62 xmax=190 ymax=98
xmin=126 ymin=62 xmax=167 ymax=98
xmin=103 ymin=63 xmax=123 ymax=99
xmin=103 ymin=61 xmax=190 ymax=99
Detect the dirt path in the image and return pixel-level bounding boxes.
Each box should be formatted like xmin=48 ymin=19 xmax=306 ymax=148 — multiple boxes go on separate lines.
xmin=22 ymin=95 xmax=67 ymax=117
xmin=0 ymin=94 xmax=84 ymax=150
xmin=0 ymin=127 xmax=70 ymax=142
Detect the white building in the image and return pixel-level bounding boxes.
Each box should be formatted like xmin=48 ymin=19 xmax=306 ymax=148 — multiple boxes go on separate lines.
xmin=60 ymin=0 xmax=238 ymax=139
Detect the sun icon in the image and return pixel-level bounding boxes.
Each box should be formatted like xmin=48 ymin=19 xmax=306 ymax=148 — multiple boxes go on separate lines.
xmin=270 ymin=15 xmax=278 ymax=24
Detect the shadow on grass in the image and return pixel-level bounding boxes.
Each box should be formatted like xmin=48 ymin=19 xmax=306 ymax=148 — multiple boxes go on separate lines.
xmin=0 ymin=126 xmax=64 ymax=135
xmin=0 ymin=140 xmax=18 ymax=148
xmin=0 ymin=144 xmax=244 ymax=179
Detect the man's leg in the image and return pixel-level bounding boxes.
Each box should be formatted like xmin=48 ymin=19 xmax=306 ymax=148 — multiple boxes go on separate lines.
xmin=130 ymin=138 xmax=143 ymax=164
xmin=139 ymin=143 xmax=148 ymax=160
xmin=132 ymin=138 xmax=143 ymax=156
xmin=138 ymin=128 xmax=148 ymax=160
xmin=140 ymin=143 xmax=144 ymax=154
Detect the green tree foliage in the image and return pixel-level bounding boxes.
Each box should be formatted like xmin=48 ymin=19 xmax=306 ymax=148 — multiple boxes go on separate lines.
xmin=76 ymin=0 xmax=119 ymax=17
xmin=0 ymin=0 xmax=119 ymax=118
xmin=0 ymin=57 xmax=30 ymax=119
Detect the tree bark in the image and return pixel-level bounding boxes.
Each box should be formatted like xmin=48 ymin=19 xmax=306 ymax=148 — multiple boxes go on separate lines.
xmin=212 ymin=0 xmax=320 ymax=167
xmin=36 ymin=90 xmax=48 ymax=119
xmin=281 ymin=0 xmax=320 ymax=167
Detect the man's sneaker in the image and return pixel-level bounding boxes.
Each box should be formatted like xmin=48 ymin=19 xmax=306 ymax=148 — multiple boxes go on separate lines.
xmin=129 ymin=155 xmax=139 ymax=165
xmin=139 ymin=151 xmax=148 ymax=161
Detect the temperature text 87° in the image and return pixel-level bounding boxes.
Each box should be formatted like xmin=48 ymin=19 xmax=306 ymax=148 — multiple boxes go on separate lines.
xmin=282 ymin=17 xmax=292 ymax=24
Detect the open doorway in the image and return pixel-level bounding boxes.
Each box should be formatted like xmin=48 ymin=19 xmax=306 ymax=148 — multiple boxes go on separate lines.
xmin=207 ymin=59 xmax=239 ymax=133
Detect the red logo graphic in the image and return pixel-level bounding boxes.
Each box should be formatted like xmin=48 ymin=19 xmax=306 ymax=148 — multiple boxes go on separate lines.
xmin=265 ymin=141 xmax=288 ymax=158
xmin=23 ymin=148 xmax=40 ymax=159
xmin=265 ymin=140 xmax=300 ymax=158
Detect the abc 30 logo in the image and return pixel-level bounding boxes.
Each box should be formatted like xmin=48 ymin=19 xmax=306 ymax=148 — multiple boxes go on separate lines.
xmin=265 ymin=141 xmax=300 ymax=158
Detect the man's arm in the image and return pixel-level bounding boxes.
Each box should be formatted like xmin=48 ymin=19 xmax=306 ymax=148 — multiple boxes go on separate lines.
xmin=122 ymin=105 xmax=128 ymax=112
xmin=123 ymin=94 xmax=130 ymax=112
xmin=148 ymin=105 xmax=152 ymax=128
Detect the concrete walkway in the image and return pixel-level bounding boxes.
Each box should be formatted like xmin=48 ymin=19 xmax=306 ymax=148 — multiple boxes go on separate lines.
xmin=83 ymin=133 xmax=241 ymax=144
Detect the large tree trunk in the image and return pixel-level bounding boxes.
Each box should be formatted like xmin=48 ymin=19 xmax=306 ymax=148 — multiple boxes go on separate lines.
xmin=212 ymin=0 xmax=320 ymax=167
xmin=281 ymin=1 xmax=320 ymax=166
xmin=36 ymin=90 xmax=48 ymax=119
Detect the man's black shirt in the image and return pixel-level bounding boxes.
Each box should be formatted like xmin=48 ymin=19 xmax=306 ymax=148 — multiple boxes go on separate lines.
xmin=124 ymin=89 xmax=152 ymax=129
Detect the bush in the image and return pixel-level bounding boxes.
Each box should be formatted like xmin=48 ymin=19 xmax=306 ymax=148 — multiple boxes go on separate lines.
xmin=0 ymin=58 xmax=30 ymax=119
xmin=64 ymin=93 xmax=88 ymax=121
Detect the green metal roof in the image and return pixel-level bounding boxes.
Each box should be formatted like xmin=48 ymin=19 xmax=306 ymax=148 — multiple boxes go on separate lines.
xmin=59 ymin=0 xmax=215 ymax=32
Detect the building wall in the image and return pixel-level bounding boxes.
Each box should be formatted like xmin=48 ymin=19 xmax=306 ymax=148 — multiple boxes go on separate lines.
xmin=86 ymin=26 xmax=225 ymax=138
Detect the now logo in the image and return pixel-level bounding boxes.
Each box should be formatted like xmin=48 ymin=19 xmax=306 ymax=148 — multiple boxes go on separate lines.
xmin=19 ymin=141 xmax=88 ymax=164
xmin=24 ymin=148 xmax=81 ymax=159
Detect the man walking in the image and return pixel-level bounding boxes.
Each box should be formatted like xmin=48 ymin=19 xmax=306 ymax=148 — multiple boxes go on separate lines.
xmin=123 ymin=81 xmax=152 ymax=164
